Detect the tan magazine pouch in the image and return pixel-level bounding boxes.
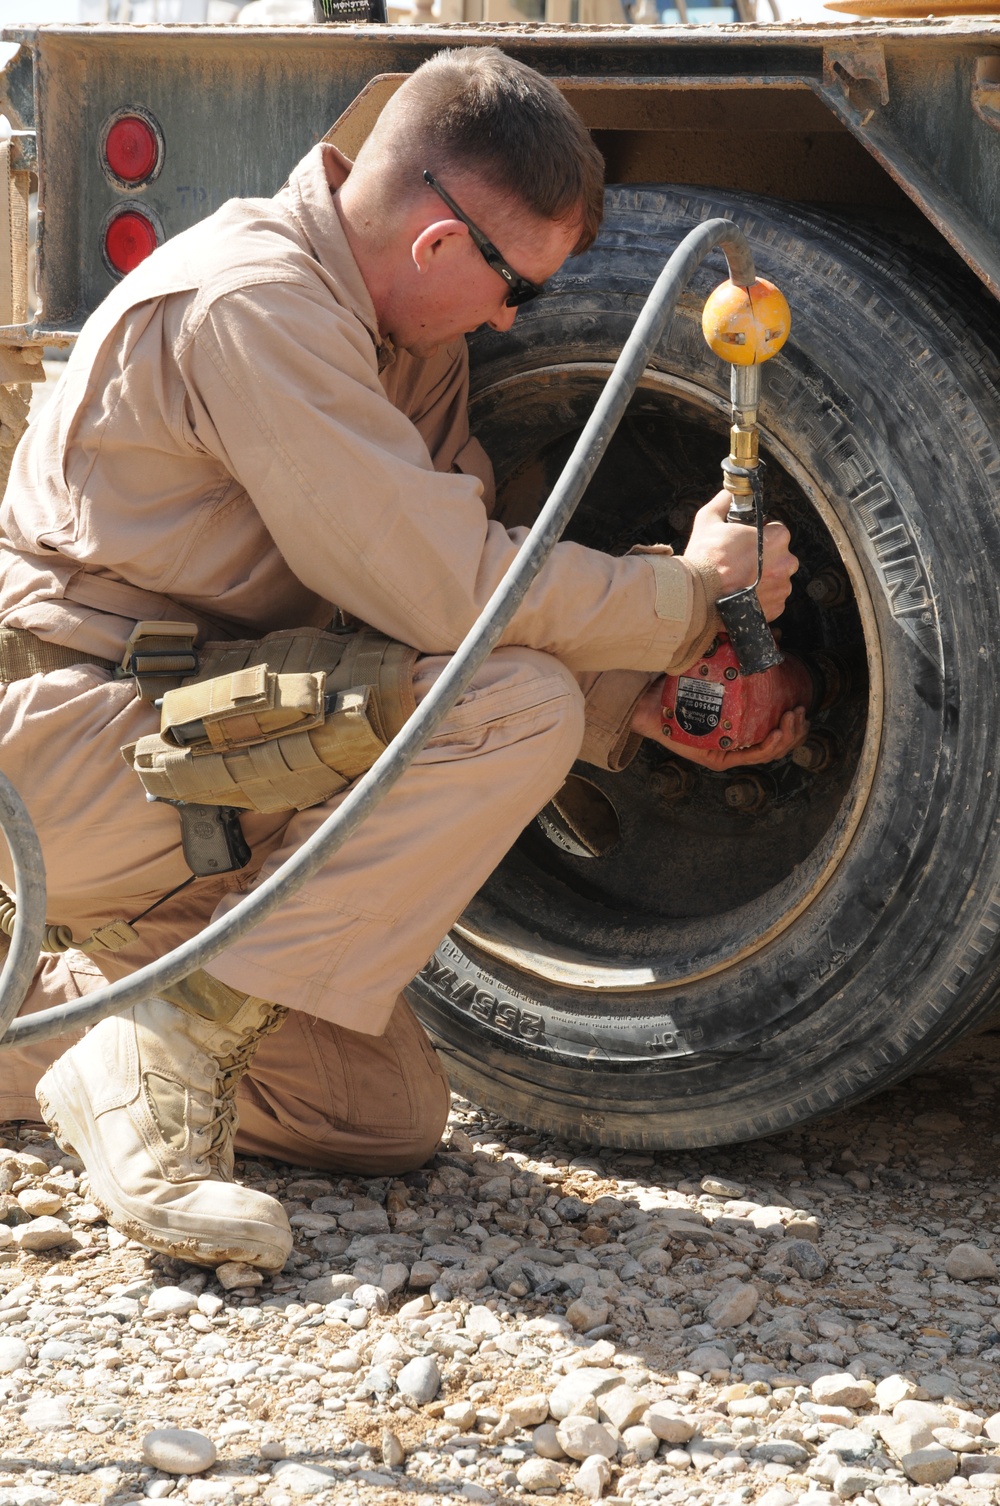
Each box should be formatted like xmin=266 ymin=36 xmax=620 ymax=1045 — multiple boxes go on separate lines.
xmin=123 ymin=626 xmax=417 ymax=815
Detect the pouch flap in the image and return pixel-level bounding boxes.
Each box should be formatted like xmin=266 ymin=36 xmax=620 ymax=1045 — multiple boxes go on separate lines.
xmin=160 ymin=668 xmax=327 ymax=751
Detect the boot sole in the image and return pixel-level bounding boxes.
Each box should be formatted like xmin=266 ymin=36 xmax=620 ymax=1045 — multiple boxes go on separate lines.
xmin=37 ymin=1058 xmax=292 ymax=1272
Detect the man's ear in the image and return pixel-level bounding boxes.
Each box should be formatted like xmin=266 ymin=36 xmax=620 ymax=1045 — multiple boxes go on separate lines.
xmin=411 ymin=218 xmax=469 ymax=275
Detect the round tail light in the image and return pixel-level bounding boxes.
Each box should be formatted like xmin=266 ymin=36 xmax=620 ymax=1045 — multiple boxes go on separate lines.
xmin=103 ymin=209 xmax=159 ymax=276
xmin=105 ymin=115 xmax=158 ymax=183
xmin=99 ymin=108 xmax=164 ymax=190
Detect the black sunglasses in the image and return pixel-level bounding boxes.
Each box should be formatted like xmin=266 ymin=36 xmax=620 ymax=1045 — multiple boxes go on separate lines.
xmin=422 ymin=169 xmax=545 ymax=309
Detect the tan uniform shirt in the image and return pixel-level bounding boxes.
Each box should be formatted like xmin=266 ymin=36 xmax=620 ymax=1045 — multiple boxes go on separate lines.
xmin=0 ymin=143 xmax=715 ymax=767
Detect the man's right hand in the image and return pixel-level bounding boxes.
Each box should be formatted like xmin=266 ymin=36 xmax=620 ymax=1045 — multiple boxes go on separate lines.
xmin=684 ymin=493 xmax=798 ymax=622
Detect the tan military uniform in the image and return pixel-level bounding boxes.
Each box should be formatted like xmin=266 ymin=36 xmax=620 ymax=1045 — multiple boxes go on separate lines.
xmin=0 ymin=143 xmax=717 ymax=1170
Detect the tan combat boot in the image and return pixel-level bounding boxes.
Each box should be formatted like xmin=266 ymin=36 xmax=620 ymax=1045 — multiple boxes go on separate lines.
xmin=35 ymin=972 xmax=293 ymax=1271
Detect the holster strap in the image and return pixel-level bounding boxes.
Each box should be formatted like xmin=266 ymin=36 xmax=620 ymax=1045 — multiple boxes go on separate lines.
xmin=117 ymin=620 xmax=200 ymax=702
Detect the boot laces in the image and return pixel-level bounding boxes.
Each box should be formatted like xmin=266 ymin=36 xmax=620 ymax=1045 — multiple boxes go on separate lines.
xmin=203 ymin=1004 xmax=288 ymax=1171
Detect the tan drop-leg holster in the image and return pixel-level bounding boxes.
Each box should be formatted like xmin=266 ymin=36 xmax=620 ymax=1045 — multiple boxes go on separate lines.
xmin=123 ymin=625 xmax=418 ymax=815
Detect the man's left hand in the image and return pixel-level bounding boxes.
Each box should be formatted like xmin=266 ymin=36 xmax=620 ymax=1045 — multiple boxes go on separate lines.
xmin=631 ymin=677 xmax=809 ymax=772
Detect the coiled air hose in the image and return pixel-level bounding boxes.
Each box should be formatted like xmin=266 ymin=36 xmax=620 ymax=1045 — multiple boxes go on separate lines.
xmin=0 ymin=219 xmax=758 ymax=1048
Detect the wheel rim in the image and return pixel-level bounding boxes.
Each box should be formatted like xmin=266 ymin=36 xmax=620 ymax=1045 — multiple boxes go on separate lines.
xmin=456 ymin=362 xmax=884 ymax=994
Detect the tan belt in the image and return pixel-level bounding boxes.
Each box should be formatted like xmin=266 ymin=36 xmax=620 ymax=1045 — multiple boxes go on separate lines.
xmin=0 ymin=625 xmax=118 ymax=682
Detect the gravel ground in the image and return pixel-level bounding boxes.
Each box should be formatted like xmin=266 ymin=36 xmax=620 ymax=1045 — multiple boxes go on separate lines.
xmin=3 ymin=1021 xmax=1000 ymax=1506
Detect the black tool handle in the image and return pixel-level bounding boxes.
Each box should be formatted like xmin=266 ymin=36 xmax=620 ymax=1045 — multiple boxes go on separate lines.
xmin=718 ymin=461 xmax=783 ymax=676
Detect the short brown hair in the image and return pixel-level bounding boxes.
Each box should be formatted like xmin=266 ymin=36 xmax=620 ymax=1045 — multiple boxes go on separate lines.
xmin=354 ymin=47 xmax=604 ymax=255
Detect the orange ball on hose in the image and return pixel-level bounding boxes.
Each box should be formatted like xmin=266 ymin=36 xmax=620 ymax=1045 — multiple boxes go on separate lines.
xmin=701 ymin=277 xmax=791 ymax=367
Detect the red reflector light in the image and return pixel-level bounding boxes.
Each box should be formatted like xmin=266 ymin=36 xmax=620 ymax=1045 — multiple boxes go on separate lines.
xmin=104 ymin=114 xmax=159 ymax=184
xmin=104 ymin=210 xmax=159 ymax=276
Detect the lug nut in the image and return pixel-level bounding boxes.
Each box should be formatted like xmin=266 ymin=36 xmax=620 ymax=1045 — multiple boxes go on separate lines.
xmin=651 ymin=763 xmax=693 ymax=802
xmin=792 ymin=730 xmax=839 ymax=773
xmin=725 ymin=774 xmax=769 ymax=812
xmin=807 ymin=567 xmax=849 ymax=608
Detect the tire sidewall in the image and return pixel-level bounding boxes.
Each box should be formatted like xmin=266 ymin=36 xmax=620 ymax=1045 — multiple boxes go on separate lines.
xmin=407 ymin=186 xmax=1000 ymax=1145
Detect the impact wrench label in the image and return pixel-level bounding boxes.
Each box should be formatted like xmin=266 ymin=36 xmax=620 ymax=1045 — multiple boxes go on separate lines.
xmin=674 ymin=675 xmax=724 ymax=737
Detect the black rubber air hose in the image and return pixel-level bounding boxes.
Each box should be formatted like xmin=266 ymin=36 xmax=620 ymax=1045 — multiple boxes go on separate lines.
xmin=0 ymin=219 xmax=756 ymax=1047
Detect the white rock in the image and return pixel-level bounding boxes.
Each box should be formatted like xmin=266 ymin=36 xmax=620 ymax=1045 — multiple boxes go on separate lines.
xmin=748 ymin=1205 xmax=787 ymax=1232
xmin=73 ymin=1202 xmax=105 ymax=1225
xmin=23 ymin=1397 xmax=72 ymax=1431
xmin=881 ymin=1417 xmax=936 ymax=1458
xmin=17 ymin=1187 xmax=63 ymax=1217
xmin=556 ymin=1415 xmax=618 ymax=1462
xmin=516 ymin=1458 xmax=563 ymax=1493
xmin=399 ymin=1294 xmax=433 ymax=1319
xmin=0 ymin=1336 xmax=28 ymax=1373
xmin=894 ymin=1400 xmax=952 ymax=1431
xmin=465 ymin=1304 xmax=502 ymax=1339
xmin=701 ymin=1176 xmax=746 ymax=1197
xmin=812 ymin=1373 xmax=876 ymax=1409
xmin=876 ymin=1375 xmax=922 ymax=1411
xmin=381 ymin=1430 xmax=405 ymax=1468
xmin=325 ymin=1349 xmax=361 ymax=1372
xmin=396 ymin=1355 xmax=441 ymax=1404
xmin=598 ymin=1384 xmax=648 ymax=1431
xmin=985 ymin=1413 xmax=1000 ymax=1444
xmin=270 ymin=1461 xmax=339 ymax=1496
xmin=353 ymin=1283 xmax=389 ymax=1313
xmin=575 ymin=1454 xmax=612 ymax=1500
xmin=944 ymin=1245 xmax=997 ymax=1281
xmin=549 ymin=1369 xmax=623 ymax=1420
xmin=901 ymin=1445 xmax=958 ymax=1485
xmin=444 ymin=1400 xmax=477 ymax=1430
xmin=146 ymin=1286 xmax=200 ymax=1317
xmin=13 ymin=1216 xmax=73 ymax=1250
xmin=507 ymin=1394 xmax=549 ymax=1427
xmin=872 ymin=1487 xmax=917 ymax=1506
xmin=934 ymin=1427 xmax=980 ymax=1452
xmin=533 ymin=1423 xmax=566 ymax=1459
xmin=621 ymin=1425 xmax=659 ymax=1462
xmin=186 ymin=1482 xmax=229 ymax=1503
xmin=142 ymin=1428 xmax=218 ymax=1475
xmin=644 ymin=1403 xmax=696 ymax=1443
xmin=664 ymin=1448 xmax=693 ymax=1470
xmin=302 ymin=1273 xmax=359 ymax=1303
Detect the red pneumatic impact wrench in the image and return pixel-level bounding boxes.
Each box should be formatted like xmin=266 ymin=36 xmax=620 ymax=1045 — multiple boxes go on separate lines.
xmin=660 ymin=273 xmax=810 ymax=753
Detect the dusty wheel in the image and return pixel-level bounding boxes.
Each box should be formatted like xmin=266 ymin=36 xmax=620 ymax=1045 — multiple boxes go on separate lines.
xmin=405 ymin=186 xmax=1000 ymax=1149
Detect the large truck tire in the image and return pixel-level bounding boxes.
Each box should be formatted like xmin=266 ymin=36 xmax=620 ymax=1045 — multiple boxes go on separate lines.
xmin=405 ymin=185 xmax=1000 ymax=1149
